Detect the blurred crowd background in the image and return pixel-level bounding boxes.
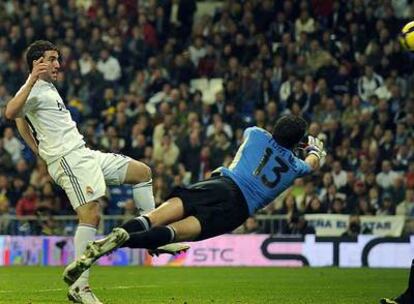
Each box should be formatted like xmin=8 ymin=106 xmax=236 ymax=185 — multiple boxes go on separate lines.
xmin=0 ymin=0 xmax=413 ymax=236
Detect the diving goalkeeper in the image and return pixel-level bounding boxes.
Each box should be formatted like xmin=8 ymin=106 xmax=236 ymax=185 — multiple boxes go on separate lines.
xmin=63 ymin=115 xmax=326 ymax=285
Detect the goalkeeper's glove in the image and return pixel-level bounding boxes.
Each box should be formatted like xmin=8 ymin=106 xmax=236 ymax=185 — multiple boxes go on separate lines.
xmin=304 ymin=136 xmax=326 ymax=161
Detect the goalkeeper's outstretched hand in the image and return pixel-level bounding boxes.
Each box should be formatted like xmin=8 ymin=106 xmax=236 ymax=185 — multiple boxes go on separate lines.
xmin=305 ymin=136 xmax=326 ymax=162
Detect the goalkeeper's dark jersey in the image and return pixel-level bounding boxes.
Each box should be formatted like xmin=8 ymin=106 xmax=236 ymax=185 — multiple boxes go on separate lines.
xmin=219 ymin=127 xmax=312 ymax=215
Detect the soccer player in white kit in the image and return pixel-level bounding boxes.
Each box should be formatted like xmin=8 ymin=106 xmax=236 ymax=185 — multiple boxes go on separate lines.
xmin=5 ymin=40 xmax=188 ymax=304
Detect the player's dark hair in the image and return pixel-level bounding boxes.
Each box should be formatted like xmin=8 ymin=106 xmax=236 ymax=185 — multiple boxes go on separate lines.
xmin=26 ymin=40 xmax=59 ymax=71
xmin=272 ymin=115 xmax=307 ymax=150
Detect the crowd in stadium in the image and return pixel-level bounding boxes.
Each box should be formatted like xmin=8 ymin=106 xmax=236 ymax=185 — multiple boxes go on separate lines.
xmin=0 ymin=0 xmax=413 ymax=235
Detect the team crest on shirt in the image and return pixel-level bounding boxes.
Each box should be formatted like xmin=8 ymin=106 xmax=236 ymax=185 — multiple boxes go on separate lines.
xmin=86 ymin=186 xmax=94 ymax=195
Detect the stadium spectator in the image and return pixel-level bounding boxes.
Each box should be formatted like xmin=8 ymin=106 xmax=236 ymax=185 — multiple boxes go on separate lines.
xmin=406 ymin=162 xmax=414 ymax=189
xmin=357 ymin=65 xmax=384 ymax=102
xmin=305 ymin=196 xmax=327 ymax=214
xmin=329 ymin=195 xmax=347 ymax=214
xmin=376 ymin=193 xmax=396 ymax=215
xmin=15 ymin=159 xmax=31 ymax=185
xmin=188 ymin=36 xmax=206 ymax=67
xmin=394 ymin=144 xmax=411 ymax=172
xmin=368 ymin=187 xmax=381 ymax=211
xmin=321 ymin=184 xmax=339 ymax=209
xmin=376 ymin=160 xmax=401 ymax=190
xmin=37 ymin=181 xmax=60 ymax=216
xmin=306 ymin=39 xmax=336 ymax=75
xmin=282 ymin=214 xmax=316 ymax=235
xmin=331 ymin=161 xmax=347 ymax=189
xmin=0 ymin=138 xmax=13 ymax=172
xmin=396 ymin=189 xmax=414 ymax=216
xmin=177 ymin=0 xmax=197 ymax=39
xmin=153 ymin=176 xmax=169 ymax=207
xmin=391 ymin=176 xmax=407 ymax=205
xmin=0 ymin=194 xmax=10 ymax=234
xmin=96 ymin=48 xmax=122 ymax=83
xmin=15 ymin=185 xmax=38 ymax=216
xmin=210 ymin=131 xmax=232 ymax=169
xmin=152 ymin=133 xmax=180 ymax=168
xmin=342 ymin=215 xmax=372 ymax=237
xmin=29 ymin=159 xmax=51 ymax=189
xmin=299 ymin=181 xmax=317 ymax=211
xmin=356 ymin=197 xmax=376 ymax=216
xmin=295 ymin=9 xmax=315 ymax=40
xmin=3 ymin=127 xmax=23 ymax=164
xmin=268 ymin=193 xmax=294 ymax=234
xmin=206 ymin=113 xmax=233 ymax=140
xmin=121 ymin=199 xmax=139 ymax=222
xmin=0 ymin=174 xmax=12 ymax=205
xmin=179 ymin=129 xmax=202 ymax=183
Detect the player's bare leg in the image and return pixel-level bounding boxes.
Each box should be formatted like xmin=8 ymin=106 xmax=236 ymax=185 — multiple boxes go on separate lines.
xmin=67 ymin=201 xmax=103 ymax=304
xmin=123 ymin=161 xmax=189 ymax=255
xmin=117 ymin=196 xmax=190 ymax=256
xmin=124 ymin=195 xmax=191 ymax=256
xmin=144 ymin=198 xmax=191 ymax=256
xmin=167 ymin=216 xmax=202 ymax=241
xmin=146 ymin=197 xmax=186 ymax=226
xmin=65 ymin=214 xmax=199 ymax=284
xmin=108 ymin=213 xmax=201 ymax=251
xmin=133 ymin=216 xmax=200 ymax=256
xmin=76 ymin=201 xmax=101 ymax=226
xmin=63 ymin=198 xmax=190 ymax=285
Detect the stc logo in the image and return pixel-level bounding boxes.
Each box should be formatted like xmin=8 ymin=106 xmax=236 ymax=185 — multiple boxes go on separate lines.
xmin=261 ymin=236 xmax=410 ymax=267
xmin=193 ymin=248 xmax=234 ymax=262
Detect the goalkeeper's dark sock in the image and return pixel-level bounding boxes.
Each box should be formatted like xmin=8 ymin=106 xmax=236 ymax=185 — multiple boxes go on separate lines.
xmin=120 ymin=215 xmax=151 ymax=233
xmin=407 ymin=259 xmax=414 ymax=292
xmin=402 ymin=259 xmax=414 ymax=300
xmin=393 ymin=292 xmax=409 ymax=304
xmin=121 ymin=226 xmax=176 ymax=249
xmin=394 ymin=259 xmax=414 ymax=304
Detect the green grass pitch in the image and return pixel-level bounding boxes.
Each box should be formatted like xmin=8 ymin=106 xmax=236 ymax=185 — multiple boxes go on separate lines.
xmin=0 ymin=266 xmax=407 ymax=303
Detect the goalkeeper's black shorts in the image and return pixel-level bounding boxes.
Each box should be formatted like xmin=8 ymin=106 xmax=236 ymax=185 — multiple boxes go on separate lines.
xmin=167 ymin=175 xmax=249 ymax=241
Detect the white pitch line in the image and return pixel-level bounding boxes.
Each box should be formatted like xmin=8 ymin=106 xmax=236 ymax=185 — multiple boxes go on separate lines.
xmin=0 ymin=285 xmax=158 ymax=294
xmin=0 ymin=288 xmax=65 ymax=294
xmin=111 ymin=285 xmax=158 ymax=290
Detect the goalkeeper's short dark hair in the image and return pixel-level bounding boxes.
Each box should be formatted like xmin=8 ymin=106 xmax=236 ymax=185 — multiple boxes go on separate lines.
xmin=26 ymin=40 xmax=59 ymax=71
xmin=272 ymin=115 xmax=307 ymax=150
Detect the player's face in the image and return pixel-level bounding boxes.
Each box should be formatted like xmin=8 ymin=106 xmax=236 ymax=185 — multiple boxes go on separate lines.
xmin=40 ymin=50 xmax=60 ymax=82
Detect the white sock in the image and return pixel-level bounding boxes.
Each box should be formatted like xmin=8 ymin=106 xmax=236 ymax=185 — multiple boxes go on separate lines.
xmin=73 ymin=224 xmax=97 ymax=288
xmin=132 ymin=179 xmax=155 ymax=213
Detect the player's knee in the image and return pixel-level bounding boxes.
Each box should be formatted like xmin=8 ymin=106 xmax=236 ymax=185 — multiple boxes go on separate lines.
xmin=126 ymin=160 xmax=152 ymax=183
xmin=139 ymin=162 xmax=152 ymax=181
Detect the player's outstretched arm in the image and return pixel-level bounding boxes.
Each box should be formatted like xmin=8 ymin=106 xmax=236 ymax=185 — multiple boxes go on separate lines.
xmin=4 ymin=57 xmax=47 ymax=120
xmin=15 ymin=118 xmax=38 ymax=155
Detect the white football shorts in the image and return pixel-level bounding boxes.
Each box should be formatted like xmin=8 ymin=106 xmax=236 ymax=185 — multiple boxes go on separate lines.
xmin=47 ymin=147 xmax=131 ymax=209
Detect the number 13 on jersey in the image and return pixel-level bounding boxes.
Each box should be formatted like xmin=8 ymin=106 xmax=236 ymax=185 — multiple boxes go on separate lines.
xmin=253 ymin=147 xmax=289 ymax=188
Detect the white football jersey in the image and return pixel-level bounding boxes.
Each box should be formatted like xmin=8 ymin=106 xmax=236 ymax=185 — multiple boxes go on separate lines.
xmin=19 ymin=79 xmax=85 ymax=164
